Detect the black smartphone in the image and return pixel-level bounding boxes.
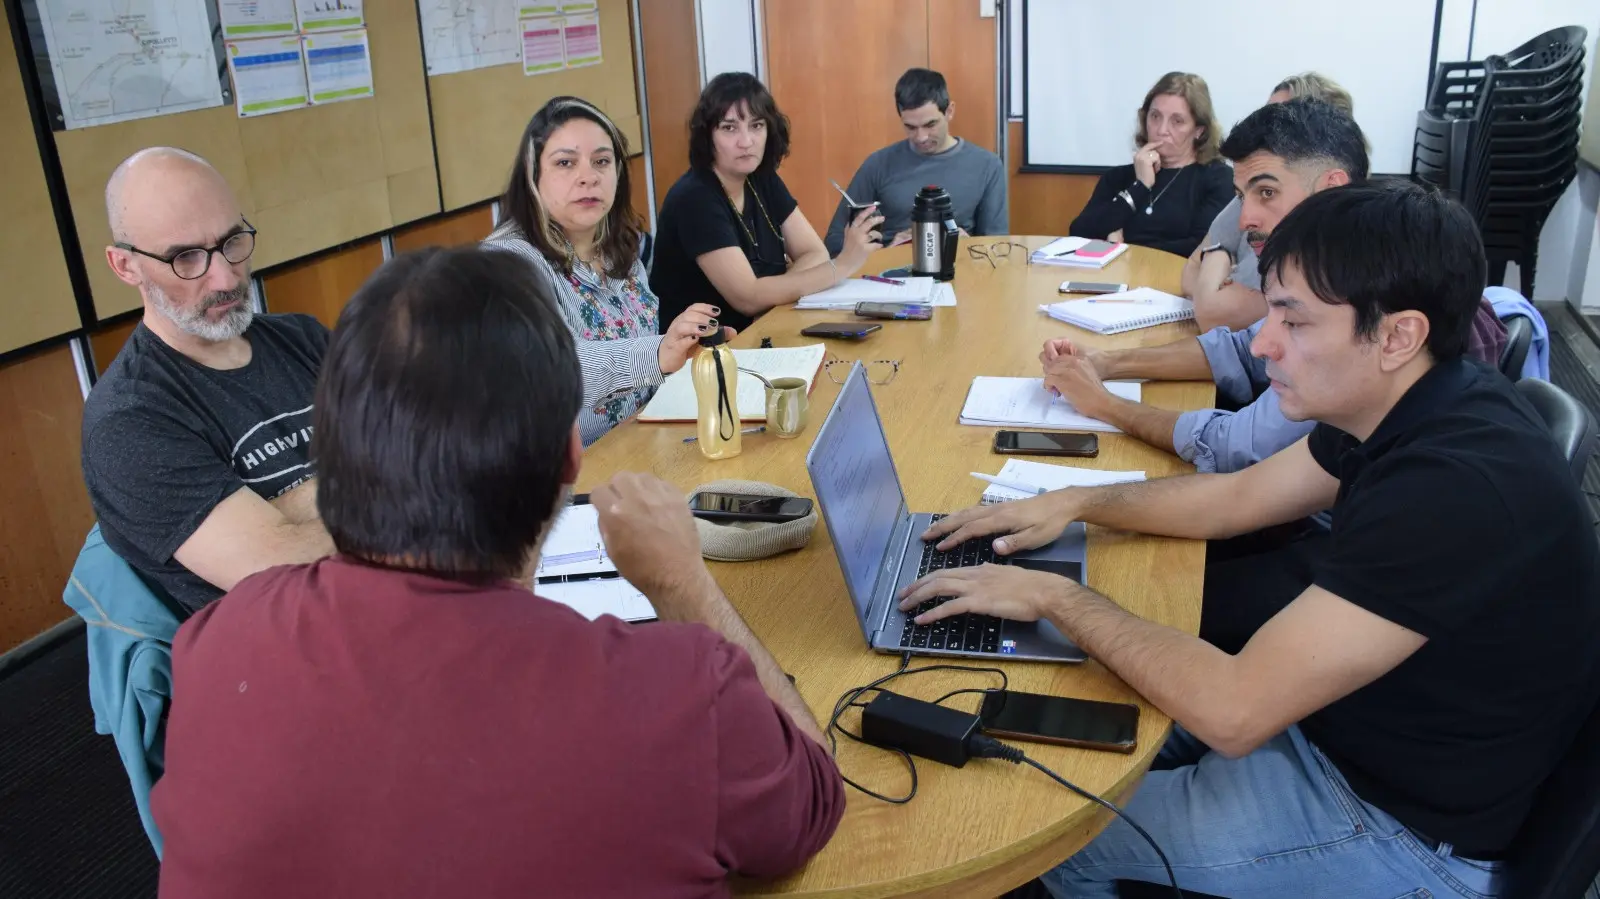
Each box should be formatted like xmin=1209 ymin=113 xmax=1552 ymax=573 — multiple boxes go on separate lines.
xmin=688 ymin=492 xmax=814 ymax=523
xmin=855 ymin=302 xmax=932 ymax=321
xmin=1059 ymin=281 xmax=1128 ymax=295
xmin=978 ymin=690 xmax=1139 ymax=753
xmin=801 ymin=322 xmax=881 ymax=339
xmin=993 ymin=430 xmax=1099 ymax=457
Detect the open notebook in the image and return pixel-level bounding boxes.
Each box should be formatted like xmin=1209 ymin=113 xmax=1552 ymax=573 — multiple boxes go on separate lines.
xmin=959 ymin=377 xmax=1141 ymax=433
xmin=534 ymin=502 xmax=655 ymax=622
xmin=637 ymin=343 xmax=826 ymax=423
xmin=1028 ymin=237 xmax=1131 ymax=269
xmin=796 ymin=277 xmax=955 ymax=309
xmin=978 ymin=459 xmax=1147 ymax=504
xmin=1040 ymin=287 xmax=1194 ymax=335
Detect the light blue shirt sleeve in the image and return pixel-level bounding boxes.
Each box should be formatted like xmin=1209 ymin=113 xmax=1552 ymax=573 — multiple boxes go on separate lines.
xmin=1171 ymin=387 xmax=1317 ymax=474
xmin=1195 ymin=319 xmax=1269 ymax=406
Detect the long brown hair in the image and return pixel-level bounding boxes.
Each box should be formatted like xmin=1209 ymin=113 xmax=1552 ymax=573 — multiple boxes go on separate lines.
xmin=1134 ymin=72 xmax=1222 ymax=165
xmin=497 ymin=96 xmax=642 ymax=280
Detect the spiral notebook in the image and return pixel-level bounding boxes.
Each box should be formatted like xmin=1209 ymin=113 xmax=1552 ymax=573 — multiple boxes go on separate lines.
xmin=1039 ymin=287 xmax=1194 ymax=335
xmin=978 ymin=459 xmax=1147 ymax=505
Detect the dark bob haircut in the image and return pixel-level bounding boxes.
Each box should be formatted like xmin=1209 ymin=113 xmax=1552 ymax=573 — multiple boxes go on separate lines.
xmin=314 ymin=246 xmax=582 ymax=580
xmin=895 ymin=68 xmax=949 ymax=113
xmin=499 ymin=96 xmax=643 ymax=281
xmin=1220 ymin=97 xmax=1370 ymax=182
xmin=688 ymin=72 xmax=791 ymax=175
xmin=1258 ymin=180 xmax=1486 ymax=361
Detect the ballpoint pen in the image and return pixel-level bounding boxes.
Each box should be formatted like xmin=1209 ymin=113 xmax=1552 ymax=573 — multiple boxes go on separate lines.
xmin=861 ymin=274 xmax=906 ymax=285
xmin=969 ymin=472 xmax=1047 ymax=495
xmin=684 ymin=426 xmax=765 ymax=444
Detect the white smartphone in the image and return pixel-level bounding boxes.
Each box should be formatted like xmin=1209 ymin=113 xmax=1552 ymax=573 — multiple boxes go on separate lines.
xmin=1059 ymin=281 xmax=1128 ymax=295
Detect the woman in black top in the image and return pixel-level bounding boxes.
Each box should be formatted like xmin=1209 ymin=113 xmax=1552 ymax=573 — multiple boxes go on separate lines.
xmin=650 ymin=73 xmax=884 ymax=333
xmin=1070 ymin=71 xmax=1234 ymax=258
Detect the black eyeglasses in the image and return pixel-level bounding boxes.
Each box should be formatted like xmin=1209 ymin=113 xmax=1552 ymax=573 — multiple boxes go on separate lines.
xmin=114 ymin=221 xmax=257 ymax=280
xmin=967 ymin=241 xmax=1032 ymax=268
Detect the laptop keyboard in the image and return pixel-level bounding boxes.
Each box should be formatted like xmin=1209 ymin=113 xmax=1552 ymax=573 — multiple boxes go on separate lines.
xmin=897 ymin=515 xmax=1007 ymax=654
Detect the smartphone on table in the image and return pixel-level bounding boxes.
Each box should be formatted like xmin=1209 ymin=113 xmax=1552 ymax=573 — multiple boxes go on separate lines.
xmin=978 ymin=689 xmax=1139 ymax=753
xmin=1059 ymin=281 xmax=1128 ymax=295
xmin=993 ymin=430 xmax=1099 ymax=457
xmin=800 ymin=322 xmax=881 ymax=339
xmin=688 ymin=492 xmax=814 ymax=523
xmin=855 ymin=302 xmax=932 ymax=321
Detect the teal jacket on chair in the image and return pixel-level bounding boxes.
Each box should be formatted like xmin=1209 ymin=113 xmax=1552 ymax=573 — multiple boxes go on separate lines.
xmin=61 ymin=524 xmax=182 ymax=858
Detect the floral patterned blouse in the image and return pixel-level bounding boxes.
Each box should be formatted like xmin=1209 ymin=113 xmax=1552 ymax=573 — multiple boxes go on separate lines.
xmin=483 ymin=225 xmax=665 ymax=446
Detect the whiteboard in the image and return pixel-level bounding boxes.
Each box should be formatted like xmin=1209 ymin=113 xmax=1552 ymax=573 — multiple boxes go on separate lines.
xmin=1022 ymin=0 xmax=1442 ymax=174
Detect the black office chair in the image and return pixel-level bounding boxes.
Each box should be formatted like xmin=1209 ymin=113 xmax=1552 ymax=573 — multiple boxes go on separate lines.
xmin=1501 ymin=700 xmax=1600 ymax=899
xmin=639 ymin=230 xmax=655 ymax=275
xmin=1515 ymin=378 xmax=1599 ymax=479
xmin=1500 ymin=314 xmax=1534 ymax=380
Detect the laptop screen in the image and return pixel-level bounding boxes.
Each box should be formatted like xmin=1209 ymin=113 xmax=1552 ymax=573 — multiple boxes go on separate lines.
xmin=806 ymin=364 xmax=908 ymax=623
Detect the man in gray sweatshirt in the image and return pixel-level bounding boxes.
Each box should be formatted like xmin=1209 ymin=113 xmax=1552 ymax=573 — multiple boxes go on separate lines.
xmin=824 ymin=68 xmax=1008 ymax=256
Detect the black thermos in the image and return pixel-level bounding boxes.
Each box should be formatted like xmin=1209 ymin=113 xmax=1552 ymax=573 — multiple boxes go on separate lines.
xmin=910 ymin=185 xmax=958 ymax=282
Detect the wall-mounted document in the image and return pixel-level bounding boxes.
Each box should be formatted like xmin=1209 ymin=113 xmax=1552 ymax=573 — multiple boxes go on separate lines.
xmin=959 ymin=377 xmax=1142 ymax=433
xmin=419 ymin=0 xmax=522 ymax=75
xmin=296 ymin=0 xmax=363 ymax=32
xmin=219 ymin=0 xmax=298 ymax=39
xmin=227 ymin=37 xmax=309 ymax=118
xmin=521 ymin=16 xmax=565 ymax=74
xmin=562 ymin=12 xmax=602 ymax=68
xmin=304 ymin=28 xmax=375 ymax=104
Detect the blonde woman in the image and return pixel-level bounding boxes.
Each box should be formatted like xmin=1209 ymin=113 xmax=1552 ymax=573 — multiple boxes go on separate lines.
xmin=1069 ymin=72 xmax=1233 ymax=257
xmin=484 ymin=96 xmax=728 ymax=446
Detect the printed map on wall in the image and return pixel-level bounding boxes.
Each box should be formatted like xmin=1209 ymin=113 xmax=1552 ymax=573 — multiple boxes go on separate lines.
xmin=36 ymin=0 xmax=224 ymax=129
xmin=418 ymin=0 xmax=521 ymax=75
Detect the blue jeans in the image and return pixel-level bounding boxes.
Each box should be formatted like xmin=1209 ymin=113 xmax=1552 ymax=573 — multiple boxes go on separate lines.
xmin=1042 ymin=725 xmax=1503 ymax=898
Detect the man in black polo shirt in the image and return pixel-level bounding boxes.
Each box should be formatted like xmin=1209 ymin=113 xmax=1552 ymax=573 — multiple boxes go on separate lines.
xmin=900 ymin=181 xmax=1600 ymax=897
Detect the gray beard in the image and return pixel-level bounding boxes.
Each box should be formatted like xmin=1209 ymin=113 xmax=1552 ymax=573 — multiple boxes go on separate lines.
xmin=148 ymin=280 xmax=254 ymax=342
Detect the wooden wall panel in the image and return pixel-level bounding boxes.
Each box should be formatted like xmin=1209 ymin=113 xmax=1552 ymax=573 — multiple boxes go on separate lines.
xmin=392 ymin=204 xmax=495 ymax=254
xmin=90 ymin=318 xmax=140 ymax=377
xmin=53 ymin=0 xmax=439 ymax=322
xmin=928 ymin=0 xmax=997 ymax=153
xmin=426 ymin=0 xmax=641 ymax=210
xmin=1007 ymin=121 xmax=1097 ymax=237
xmin=0 ymin=0 xmax=80 ymax=354
xmin=764 ymin=0 xmax=929 ymax=233
xmin=639 ymin=0 xmax=698 ymax=214
xmin=261 ymin=240 xmax=385 ymax=329
xmin=0 ymin=345 xmax=95 ymax=652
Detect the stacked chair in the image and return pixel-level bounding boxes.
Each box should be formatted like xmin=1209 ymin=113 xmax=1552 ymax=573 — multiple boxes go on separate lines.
xmin=1412 ymin=26 xmax=1588 ymax=298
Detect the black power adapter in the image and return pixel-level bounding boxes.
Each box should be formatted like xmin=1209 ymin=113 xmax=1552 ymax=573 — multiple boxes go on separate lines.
xmin=859 ymin=690 xmax=985 ymax=767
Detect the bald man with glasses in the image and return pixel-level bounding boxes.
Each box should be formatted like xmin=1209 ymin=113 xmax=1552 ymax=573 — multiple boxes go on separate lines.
xmin=82 ymin=147 xmax=333 ymax=615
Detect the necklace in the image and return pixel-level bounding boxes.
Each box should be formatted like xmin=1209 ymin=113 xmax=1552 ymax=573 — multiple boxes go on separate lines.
xmin=1143 ymin=166 xmax=1187 ymax=215
xmin=727 ymin=182 xmax=783 ymax=252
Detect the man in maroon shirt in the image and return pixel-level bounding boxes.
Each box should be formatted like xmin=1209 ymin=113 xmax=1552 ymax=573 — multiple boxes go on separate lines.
xmin=152 ymin=246 xmax=845 ymax=898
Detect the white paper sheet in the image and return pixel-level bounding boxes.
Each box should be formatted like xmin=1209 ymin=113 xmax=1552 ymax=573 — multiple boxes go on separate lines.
xmin=219 ymin=0 xmax=298 ymax=39
xmin=226 ymin=37 xmax=309 ymax=118
xmin=959 ymin=377 xmax=1141 ymax=433
xmin=418 ymin=0 xmax=522 ymax=75
xmin=520 ymin=16 xmax=564 ymax=74
xmin=561 ymin=12 xmax=602 ymax=68
xmin=536 ymin=503 xmax=614 ymax=578
xmin=296 ymin=0 xmax=363 ymax=32
xmin=638 ymin=344 xmax=826 ymax=423
xmin=37 ymin=0 xmax=225 ymax=129
xmin=540 ymin=578 xmax=656 ymax=622
xmin=304 ymin=28 xmax=374 ymax=105
xmin=979 ymin=459 xmax=1146 ymax=504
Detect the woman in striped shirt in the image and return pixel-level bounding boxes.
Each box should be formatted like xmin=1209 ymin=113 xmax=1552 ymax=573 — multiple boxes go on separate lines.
xmin=485 ymin=96 xmax=729 ymax=445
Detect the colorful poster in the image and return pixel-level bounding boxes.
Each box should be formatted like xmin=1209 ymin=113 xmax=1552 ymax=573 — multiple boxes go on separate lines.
xmin=296 ymin=0 xmax=363 ymax=32
xmin=561 ymin=12 xmax=601 ymax=68
xmin=219 ymin=0 xmax=299 ymax=39
xmin=518 ymin=3 xmax=561 ymax=14
xmin=521 ymin=16 xmax=564 ymax=75
xmin=303 ymin=28 xmax=374 ymax=104
xmin=559 ymin=1 xmax=597 ymax=12
xmin=226 ymin=36 xmax=309 ymax=117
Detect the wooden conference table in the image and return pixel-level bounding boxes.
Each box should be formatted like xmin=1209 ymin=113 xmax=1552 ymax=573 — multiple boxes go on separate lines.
xmin=575 ymin=238 xmax=1216 ymax=897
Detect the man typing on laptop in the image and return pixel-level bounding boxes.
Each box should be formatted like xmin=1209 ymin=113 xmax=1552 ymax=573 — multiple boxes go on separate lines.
xmin=898 ymin=183 xmax=1600 ymax=898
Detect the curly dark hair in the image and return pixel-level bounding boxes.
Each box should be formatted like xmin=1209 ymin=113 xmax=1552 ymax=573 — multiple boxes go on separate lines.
xmin=687 ymin=72 xmax=791 ymax=175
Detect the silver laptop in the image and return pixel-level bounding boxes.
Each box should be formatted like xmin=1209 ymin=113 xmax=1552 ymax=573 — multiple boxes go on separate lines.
xmin=805 ymin=363 xmax=1087 ymax=662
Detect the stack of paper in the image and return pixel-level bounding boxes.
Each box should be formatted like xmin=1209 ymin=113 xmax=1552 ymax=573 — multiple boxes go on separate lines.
xmin=534 ymin=503 xmax=656 ymax=622
xmin=638 ymin=343 xmax=827 ymax=423
xmin=959 ymin=377 xmax=1141 ymax=433
xmin=797 ymin=276 xmax=948 ymax=309
xmin=978 ymin=459 xmax=1146 ymax=504
xmin=1040 ymin=287 xmax=1194 ymax=335
xmin=1028 ymin=237 xmax=1131 ymax=269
